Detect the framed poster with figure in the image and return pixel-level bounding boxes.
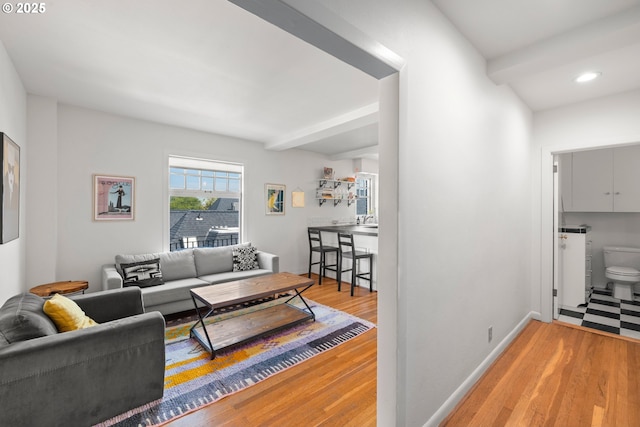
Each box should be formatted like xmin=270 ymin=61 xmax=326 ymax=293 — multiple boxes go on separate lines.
xmin=93 ymin=174 xmax=135 ymax=221
xmin=265 ymin=183 xmax=285 ymax=215
xmin=1 ymin=133 xmax=20 ymax=243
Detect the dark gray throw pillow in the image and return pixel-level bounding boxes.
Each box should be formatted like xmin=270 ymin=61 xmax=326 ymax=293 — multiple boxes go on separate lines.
xmin=121 ymin=258 xmax=164 ymax=288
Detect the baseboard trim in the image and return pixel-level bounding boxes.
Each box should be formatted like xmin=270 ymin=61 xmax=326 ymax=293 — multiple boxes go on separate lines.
xmin=423 ymin=311 xmax=536 ymax=427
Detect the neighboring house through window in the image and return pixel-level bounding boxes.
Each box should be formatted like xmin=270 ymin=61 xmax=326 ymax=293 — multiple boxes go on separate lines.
xmin=169 ymin=156 xmax=243 ymax=251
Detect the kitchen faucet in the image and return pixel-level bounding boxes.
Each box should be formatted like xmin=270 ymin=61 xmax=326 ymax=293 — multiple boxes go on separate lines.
xmin=363 ymin=215 xmax=374 ymax=224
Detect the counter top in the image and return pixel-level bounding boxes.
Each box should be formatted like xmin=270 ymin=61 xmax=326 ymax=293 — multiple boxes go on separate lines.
xmin=308 ymin=225 xmax=378 ymax=237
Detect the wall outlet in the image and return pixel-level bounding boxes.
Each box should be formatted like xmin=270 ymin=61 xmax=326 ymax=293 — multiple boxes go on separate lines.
xmin=488 ymin=326 xmax=493 ymax=343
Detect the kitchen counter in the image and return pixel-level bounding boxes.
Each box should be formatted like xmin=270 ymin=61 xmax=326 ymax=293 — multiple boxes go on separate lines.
xmin=308 ymin=224 xmax=378 ymax=237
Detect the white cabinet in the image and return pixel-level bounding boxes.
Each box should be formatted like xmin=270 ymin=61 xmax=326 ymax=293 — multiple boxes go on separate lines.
xmin=560 ymin=229 xmax=592 ymax=308
xmin=569 ymin=146 xmax=640 ymax=212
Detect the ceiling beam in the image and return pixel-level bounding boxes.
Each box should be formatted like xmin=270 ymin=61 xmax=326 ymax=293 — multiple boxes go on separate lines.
xmin=488 ymin=5 xmax=640 ymax=85
xmin=331 ymin=144 xmax=378 ymax=161
xmin=228 ymin=0 xmax=403 ymax=79
xmin=265 ymin=103 xmax=378 ymax=151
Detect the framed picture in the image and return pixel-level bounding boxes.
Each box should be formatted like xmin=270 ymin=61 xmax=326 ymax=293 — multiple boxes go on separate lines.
xmin=1 ymin=133 xmax=20 ymax=244
xmin=323 ymin=167 xmax=334 ymax=180
xmin=265 ymin=183 xmax=285 ymax=215
xmin=93 ymin=174 xmax=135 ymax=221
xmin=292 ymin=189 xmax=305 ymax=208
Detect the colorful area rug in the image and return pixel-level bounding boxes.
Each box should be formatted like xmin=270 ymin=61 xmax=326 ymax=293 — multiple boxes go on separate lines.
xmin=98 ymin=298 xmax=375 ymax=427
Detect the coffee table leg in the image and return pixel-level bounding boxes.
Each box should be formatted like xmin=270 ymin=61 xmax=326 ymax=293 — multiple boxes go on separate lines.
xmin=189 ymin=294 xmax=217 ymax=359
xmin=284 ymin=284 xmax=316 ymax=321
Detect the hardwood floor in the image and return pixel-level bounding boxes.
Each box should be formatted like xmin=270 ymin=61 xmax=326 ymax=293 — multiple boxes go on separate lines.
xmin=166 ymin=274 xmax=377 ymax=427
xmin=442 ymin=320 xmax=640 ymax=427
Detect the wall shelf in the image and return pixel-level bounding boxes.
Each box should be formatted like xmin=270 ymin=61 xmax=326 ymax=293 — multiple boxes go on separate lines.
xmin=317 ymin=180 xmax=356 ymax=207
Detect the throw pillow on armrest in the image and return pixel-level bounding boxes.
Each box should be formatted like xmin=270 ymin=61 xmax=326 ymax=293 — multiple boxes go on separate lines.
xmin=121 ymin=258 xmax=164 ymax=288
xmin=43 ymin=294 xmax=98 ymax=332
xmin=232 ymin=246 xmax=259 ymax=272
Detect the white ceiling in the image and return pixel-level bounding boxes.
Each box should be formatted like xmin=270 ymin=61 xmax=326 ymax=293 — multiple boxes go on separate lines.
xmin=432 ymin=0 xmax=640 ymax=111
xmin=1 ymin=1 xmax=640 ymax=157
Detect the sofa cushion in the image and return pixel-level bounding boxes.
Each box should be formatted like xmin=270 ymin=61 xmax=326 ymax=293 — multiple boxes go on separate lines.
xmin=158 ymin=250 xmax=198 ymax=281
xmin=193 ymin=243 xmax=250 ymax=276
xmin=121 ymin=258 xmax=164 ymax=288
xmin=141 ymin=277 xmax=209 ymax=307
xmin=199 ymin=269 xmax=272 ymax=285
xmin=116 ymin=250 xmax=197 ymax=282
xmin=232 ymin=245 xmax=259 ymax=271
xmin=0 ymin=293 xmax=58 ymax=344
xmin=193 ymin=246 xmax=233 ymax=276
xmin=43 ymin=294 xmax=98 ymax=332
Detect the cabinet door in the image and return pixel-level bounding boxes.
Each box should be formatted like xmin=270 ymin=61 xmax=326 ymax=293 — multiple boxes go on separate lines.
xmin=613 ymin=145 xmax=640 ymax=212
xmin=572 ymin=149 xmax=613 ymax=212
xmin=561 ymin=233 xmax=587 ymax=307
xmin=558 ymin=153 xmax=573 ymax=211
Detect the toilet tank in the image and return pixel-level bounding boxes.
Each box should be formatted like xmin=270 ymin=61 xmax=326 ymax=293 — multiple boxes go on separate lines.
xmin=603 ymin=246 xmax=640 ymax=268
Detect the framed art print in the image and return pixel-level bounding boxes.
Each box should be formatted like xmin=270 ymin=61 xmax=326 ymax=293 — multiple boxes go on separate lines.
xmin=1 ymin=133 xmax=20 ymax=243
xmin=93 ymin=174 xmax=135 ymax=221
xmin=265 ymin=183 xmax=285 ymax=215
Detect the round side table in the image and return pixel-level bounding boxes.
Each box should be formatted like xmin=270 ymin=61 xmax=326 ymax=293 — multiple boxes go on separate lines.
xmin=29 ymin=280 xmax=89 ymax=298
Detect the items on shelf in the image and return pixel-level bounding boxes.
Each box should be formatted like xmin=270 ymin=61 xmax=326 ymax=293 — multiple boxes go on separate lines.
xmin=316 ymin=178 xmax=357 ymax=206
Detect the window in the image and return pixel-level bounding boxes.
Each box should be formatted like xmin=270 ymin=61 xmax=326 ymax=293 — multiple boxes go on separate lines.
xmin=356 ymin=174 xmax=377 ymax=219
xmin=169 ymin=156 xmax=243 ymax=251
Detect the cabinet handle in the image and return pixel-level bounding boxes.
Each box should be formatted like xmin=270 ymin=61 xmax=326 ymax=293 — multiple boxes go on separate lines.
xmin=615 ymin=192 xmax=621 ymax=195
xmin=605 ymin=192 xmax=611 ymax=195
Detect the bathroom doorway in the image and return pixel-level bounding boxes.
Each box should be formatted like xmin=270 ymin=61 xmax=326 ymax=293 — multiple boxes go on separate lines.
xmin=550 ymin=143 xmax=640 ymax=333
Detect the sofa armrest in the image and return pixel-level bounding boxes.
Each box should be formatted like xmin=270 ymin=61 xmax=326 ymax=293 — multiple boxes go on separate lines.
xmin=0 ymin=312 xmax=165 ymax=426
xmin=102 ymin=264 xmax=123 ymax=290
xmin=256 ymin=251 xmax=279 ymax=273
xmin=72 ymin=287 xmax=144 ymax=322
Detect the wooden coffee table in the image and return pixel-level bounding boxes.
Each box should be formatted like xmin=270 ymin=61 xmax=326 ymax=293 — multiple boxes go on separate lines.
xmin=29 ymin=280 xmax=89 ymax=297
xmin=189 ymin=272 xmax=315 ymax=359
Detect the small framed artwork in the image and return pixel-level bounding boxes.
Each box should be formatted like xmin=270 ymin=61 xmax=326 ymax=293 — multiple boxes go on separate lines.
xmin=1 ymin=133 xmax=20 ymax=244
xmin=292 ymin=189 xmax=305 ymax=208
xmin=323 ymin=167 xmax=334 ymax=180
xmin=265 ymin=183 xmax=285 ymax=215
xmin=93 ymin=174 xmax=135 ymax=221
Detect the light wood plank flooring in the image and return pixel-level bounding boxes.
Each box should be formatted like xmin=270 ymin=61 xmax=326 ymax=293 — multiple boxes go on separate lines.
xmin=442 ymin=320 xmax=640 ymax=427
xmin=166 ymin=274 xmax=377 ymax=427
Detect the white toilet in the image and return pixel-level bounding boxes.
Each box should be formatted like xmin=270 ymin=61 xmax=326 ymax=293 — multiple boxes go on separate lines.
xmin=603 ymin=246 xmax=640 ymax=301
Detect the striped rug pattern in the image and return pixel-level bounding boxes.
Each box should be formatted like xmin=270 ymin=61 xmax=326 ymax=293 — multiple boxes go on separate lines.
xmin=98 ymin=298 xmax=375 ymax=427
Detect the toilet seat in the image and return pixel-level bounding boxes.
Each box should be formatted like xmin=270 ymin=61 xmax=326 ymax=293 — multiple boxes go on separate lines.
xmin=606 ymin=266 xmax=640 ymax=282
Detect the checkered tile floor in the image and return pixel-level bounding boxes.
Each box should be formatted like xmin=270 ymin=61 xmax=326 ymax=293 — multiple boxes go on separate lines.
xmin=558 ymin=288 xmax=640 ymax=340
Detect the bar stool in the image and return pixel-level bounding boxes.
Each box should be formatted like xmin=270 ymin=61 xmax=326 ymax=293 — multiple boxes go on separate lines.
xmin=337 ymin=232 xmax=373 ymax=296
xmin=308 ymin=228 xmax=339 ymax=285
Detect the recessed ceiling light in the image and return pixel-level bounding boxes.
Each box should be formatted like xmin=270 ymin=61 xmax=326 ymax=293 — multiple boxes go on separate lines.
xmin=574 ymin=71 xmax=602 ymax=83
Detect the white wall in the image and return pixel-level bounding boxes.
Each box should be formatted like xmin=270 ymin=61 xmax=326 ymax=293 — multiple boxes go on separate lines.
xmin=319 ymin=1 xmax=533 ymax=425
xmin=532 ymin=89 xmax=640 ymax=321
xmin=0 ymin=41 xmax=27 ymax=302
xmin=25 ymin=102 xmax=359 ymax=290
xmin=26 ymin=95 xmax=58 ymax=286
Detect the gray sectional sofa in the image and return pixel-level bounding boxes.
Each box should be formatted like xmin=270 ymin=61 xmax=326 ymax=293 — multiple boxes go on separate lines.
xmin=102 ymin=244 xmax=279 ymax=315
xmin=0 ymin=287 xmax=165 ymax=426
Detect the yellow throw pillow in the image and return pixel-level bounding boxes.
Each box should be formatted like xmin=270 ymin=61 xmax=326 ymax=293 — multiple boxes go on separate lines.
xmin=43 ymin=294 xmax=98 ymax=332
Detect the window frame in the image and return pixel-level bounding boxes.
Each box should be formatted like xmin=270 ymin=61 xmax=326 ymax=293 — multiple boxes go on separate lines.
xmin=168 ymin=156 xmax=243 ymax=251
